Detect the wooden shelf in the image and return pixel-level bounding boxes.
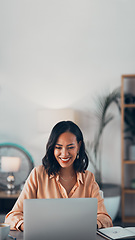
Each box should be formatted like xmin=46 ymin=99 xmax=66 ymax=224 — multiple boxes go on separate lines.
xmin=123 ymin=160 xmax=135 ymax=164
xmin=122 ymin=74 xmax=135 ymax=78
xmin=122 ymin=216 xmax=135 ymax=223
xmin=124 ymin=104 xmax=135 ymax=108
xmin=0 ymin=190 xmax=21 ymax=199
xmin=121 ymin=75 xmax=135 ymax=223
xmin=123 ymin=188 xmax=135 ymax=194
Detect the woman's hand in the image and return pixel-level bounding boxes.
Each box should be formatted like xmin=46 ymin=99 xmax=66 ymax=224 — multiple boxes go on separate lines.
xmin=19 ymin=223 xmax=24 ymax=231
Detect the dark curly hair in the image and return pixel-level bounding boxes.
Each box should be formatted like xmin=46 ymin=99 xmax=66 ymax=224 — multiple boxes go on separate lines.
xmin=42 ymin=120 xmax=89 ymax=176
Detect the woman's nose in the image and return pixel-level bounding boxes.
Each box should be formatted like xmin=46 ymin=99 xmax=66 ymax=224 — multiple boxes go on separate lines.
xmin=61 ymin=148 xmax=69 ymax=157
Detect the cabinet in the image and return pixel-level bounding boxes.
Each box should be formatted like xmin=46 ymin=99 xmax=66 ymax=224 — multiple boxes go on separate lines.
xmin=121 ymin=75 xmax=135 ymax=222
xmin=0 ymin=191 xmax=20 ymax=214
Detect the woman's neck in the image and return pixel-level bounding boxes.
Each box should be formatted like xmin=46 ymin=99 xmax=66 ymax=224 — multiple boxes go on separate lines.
xmin=59 ymin=166 xmax=75 ymax=178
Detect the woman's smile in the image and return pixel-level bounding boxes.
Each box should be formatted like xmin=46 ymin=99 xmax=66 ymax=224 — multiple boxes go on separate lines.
xmin=59 ymin=157 xmax=71 ymax=163
xmin=60 ymin=157 xmax=70 ymax=161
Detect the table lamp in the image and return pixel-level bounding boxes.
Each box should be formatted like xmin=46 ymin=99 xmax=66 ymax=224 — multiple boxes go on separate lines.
xmin=1 ymin=156 xmax=21 ymax=194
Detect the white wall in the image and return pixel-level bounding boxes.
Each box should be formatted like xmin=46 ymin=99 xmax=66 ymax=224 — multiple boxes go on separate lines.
xmin=0 ymin=0 xmax=135 ymax=184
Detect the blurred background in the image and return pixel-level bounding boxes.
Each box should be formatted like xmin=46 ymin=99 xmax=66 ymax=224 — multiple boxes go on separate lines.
xmin=0 ymin=0 xmax=135 ymax=191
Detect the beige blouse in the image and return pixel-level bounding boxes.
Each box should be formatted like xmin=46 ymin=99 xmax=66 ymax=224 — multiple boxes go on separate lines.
xmin=5 ymin=165 xmax=113 ymax=230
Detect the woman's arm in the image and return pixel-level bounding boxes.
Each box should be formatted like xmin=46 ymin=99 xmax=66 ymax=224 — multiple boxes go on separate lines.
xmin=90 ymin=176 xmax=113 ymax=228
xmin=5 ymin=167 xmax=38 ymax=231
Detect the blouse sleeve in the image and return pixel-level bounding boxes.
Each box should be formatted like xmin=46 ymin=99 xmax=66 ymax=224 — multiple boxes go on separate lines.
xmin=90 ymin=175 xmax=113 ymax=229
xmin=5 ymin=167 xmax=38 ymax=230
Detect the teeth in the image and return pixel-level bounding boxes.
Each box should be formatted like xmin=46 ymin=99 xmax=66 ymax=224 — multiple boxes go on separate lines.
xmin=60 ymin=158 xmax=70 ymax=162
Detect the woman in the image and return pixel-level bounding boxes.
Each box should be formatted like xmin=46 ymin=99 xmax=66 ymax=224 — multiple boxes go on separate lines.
xmin=5 ymin=121 xmax=113 ymax=231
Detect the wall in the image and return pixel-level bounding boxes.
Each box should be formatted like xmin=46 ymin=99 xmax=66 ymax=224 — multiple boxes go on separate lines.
xmin=0 ymin=0 xmax=135 ymax=184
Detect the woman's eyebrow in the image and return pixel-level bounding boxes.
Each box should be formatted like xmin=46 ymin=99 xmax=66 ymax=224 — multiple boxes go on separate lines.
xmin=67 ymin=143 xmax=75 ymax=146
xmin=55 ymin=143 xmax=75 ymax=146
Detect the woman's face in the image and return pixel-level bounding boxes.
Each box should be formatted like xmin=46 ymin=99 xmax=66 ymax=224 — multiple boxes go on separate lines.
xmin=54 ymin=131 xmax=81 ymax=169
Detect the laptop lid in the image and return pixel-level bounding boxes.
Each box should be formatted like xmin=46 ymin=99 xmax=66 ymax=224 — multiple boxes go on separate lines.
xmin=24 ymin=198 xmax=97 ymax=240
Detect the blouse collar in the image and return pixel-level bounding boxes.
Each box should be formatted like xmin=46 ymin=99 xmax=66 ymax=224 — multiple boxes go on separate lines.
xmin=49 ymin=172 xmax=84 ymax=184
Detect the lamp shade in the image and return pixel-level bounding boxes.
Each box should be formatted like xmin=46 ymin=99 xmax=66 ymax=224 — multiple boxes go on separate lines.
xmin=1 ymin=156 xmax=21 ymax=172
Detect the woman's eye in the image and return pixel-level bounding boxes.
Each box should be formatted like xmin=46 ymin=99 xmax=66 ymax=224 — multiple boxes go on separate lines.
xmin=55 ymin=146 xmax=61 ymax=149
xmin=68 ymin=146 xmax=74 ymax=150
xmin=55 ymin=146 xmax=75 ymax=150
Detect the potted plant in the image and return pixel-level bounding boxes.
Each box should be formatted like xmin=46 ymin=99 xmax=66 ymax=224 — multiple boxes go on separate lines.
xmin=88 ymin=87 xmax=121 ymax=187
xmin=87 ymin=87 xmax=121 ymax=221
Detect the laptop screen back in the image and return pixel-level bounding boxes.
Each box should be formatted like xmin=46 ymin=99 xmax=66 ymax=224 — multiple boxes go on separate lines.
xmin=24 ymin=198 xmax=97 ymax=240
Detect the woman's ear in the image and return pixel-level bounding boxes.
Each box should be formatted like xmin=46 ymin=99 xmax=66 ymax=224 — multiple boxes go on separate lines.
xmin=78 ymin=141 xmax=81 ymax=151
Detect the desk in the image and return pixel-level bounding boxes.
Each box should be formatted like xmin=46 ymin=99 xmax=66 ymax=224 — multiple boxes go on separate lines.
xmin=8 ymin=231 xmax=23 ymax=240
xmin=0 ymin=191 xmax=20 ymax=199
xmin=7 ymin=231 xmax=105 ymax=240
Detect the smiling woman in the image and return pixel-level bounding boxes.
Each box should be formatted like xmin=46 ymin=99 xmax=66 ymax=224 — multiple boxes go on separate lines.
xmin=5 ymin=121 xmax=113 ymax=232
xmin=42 ymin=121 xmax=88 ymax=176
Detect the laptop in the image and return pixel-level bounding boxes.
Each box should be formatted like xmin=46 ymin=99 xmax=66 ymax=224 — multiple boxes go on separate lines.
xmin=24 ymin=198 xmax=97 ymax=240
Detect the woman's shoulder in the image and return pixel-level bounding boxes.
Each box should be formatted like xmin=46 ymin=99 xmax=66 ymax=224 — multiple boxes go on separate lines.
xmin=31 ymin=165 xmax=47 ymax=176
xmin=84 ymin=170 xmax=95 ymax=176
xmin=34 ymin=164 xmax=45 ymax=171
xmin=82 ymin=170 xmax=95 ymax=181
